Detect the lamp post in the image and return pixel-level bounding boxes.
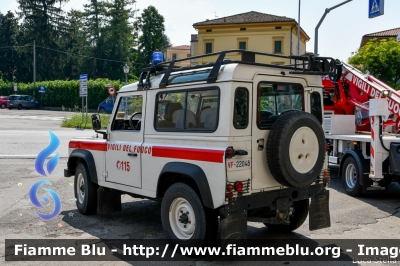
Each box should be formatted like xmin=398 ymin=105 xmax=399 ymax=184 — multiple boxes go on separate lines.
xmin=314 ymin=0 xmax=353 ymax=56
xmin=123 ymin=63 xmax=130 ymax=84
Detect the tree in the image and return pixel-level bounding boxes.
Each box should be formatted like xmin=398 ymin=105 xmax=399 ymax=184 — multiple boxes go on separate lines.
xmin=348 ymin=38 xmax=400 ymax=89
xmin=17 ymin=0 xmax=69 ymax=81
xmin=0 ymin=11 xmax=19 ymax=82
xmin=134 ymin=5 xmax=171 ymax=75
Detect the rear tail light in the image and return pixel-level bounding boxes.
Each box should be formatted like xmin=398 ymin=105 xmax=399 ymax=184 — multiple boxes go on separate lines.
xmin=226 ymin=183 xmax=234 ymax=192
xmin=225 ymin=192 xmax=233 ymax=199
xmin=234 ymin=181 xmax=243 ymax=192
xmin=323 ymin=169 xmax=330 ymax=183
xmin=225 ymin=147 xmax=234 ymax=159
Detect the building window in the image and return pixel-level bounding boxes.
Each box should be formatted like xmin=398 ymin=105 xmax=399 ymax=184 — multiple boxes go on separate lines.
xmin=275 ymin=26 xmax=282 ymax=29
xmin=172 ymin=53 xmax=177 ymax=60
xmin=240 ymin=28 xmax=246 ymax=31
xmin=206 ymin=43 xmax=212 ymax=54
xmin=239 ymin=41 xmax=246 ymax=50
xmin=274 ymin=40 xmax=282 ymax=53
xmin=206 ymin=29 xmax=212 ymax=32
xmin=187 ymin=54 xmax=191 ymax=57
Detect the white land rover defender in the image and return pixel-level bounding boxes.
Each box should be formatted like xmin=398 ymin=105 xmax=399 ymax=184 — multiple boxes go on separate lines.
xmin=65 ymin=50 xmax=340 ymax=247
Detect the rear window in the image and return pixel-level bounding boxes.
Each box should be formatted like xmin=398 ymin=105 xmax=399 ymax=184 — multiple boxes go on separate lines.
xmin=9 ymin=96 xmax=17 ymax=100
xmin=257 ymin=82 xmax=304 ymax=129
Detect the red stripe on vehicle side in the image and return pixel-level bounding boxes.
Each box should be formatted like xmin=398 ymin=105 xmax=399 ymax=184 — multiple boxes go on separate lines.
xmin=69 ymin=140 xmax=107 ymax=151
xmin=152 ymin=146 xmax=224 ymax=163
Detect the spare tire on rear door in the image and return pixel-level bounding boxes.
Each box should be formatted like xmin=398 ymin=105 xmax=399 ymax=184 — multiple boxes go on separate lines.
xmin=266 ymin=111 xmax=325 ymax=188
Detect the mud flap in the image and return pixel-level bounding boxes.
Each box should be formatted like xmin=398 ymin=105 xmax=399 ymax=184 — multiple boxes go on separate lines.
xmin=309 ymin=188 xmax=330 ymax=231
xmin=220 ymin=211 xmax=247 ymax=240
xmin=97 ymin=187 xmax=122 ymax=214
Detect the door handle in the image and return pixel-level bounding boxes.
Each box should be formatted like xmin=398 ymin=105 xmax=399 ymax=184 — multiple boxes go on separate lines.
xmin=128 ymin=152 xmax=137 ymax=157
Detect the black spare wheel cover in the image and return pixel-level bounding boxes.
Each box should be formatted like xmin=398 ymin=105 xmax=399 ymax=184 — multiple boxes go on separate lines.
xmin=266 ymin=111 xmax=325 ymax=188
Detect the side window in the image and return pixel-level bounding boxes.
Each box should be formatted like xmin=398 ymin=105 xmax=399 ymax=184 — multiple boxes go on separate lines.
xmin=323 ymin=88 xmax=334 ymax=106
xmin=233 ymin=87 xmax=249 ymax=129
xmin=311 ymin=91 xmax=323 ymax=124
xmin=155 ymin=88 xmax=219 ymax=131
xmin=111 ymin=95 xmax=143 ymax=131
xmin=257 ymin=82 xmax=303 ymax=129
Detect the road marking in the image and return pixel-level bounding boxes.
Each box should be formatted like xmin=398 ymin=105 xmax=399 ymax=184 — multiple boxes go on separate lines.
xmin=0 ymin=154 xmax=67 ymax=159
xmin=0 ymin=115 xmax=64 ymax=121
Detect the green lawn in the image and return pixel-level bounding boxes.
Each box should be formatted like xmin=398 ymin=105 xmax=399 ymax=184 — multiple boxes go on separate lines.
xmin=62 ymin=113 xmax=110 ymax=129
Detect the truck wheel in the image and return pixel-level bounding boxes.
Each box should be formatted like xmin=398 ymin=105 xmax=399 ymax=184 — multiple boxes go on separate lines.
xmin=266 ymin=111 xmax=325 ymax=188
xmin=161 ymin=183 xmax=218 ymax=247
xmin=74 ymin=162 xmax=98 ymax=214
xmin=264 ymin=199 xmax=309 ymax=232
xmin=342 ymin=156 xmax=363 ymax=196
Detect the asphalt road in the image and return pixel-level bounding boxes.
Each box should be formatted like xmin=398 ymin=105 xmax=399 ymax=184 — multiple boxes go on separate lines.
xmin=1 ymin=109 xmax=400 ymax=266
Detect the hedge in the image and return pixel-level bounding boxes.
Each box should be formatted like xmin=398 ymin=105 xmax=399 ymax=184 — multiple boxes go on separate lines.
xmin=0 ymin=78 xmax=137 ymax=109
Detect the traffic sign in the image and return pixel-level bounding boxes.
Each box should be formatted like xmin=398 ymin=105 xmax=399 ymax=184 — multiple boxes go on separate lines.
xmin=13 ymin=83 xmax=17 ymax=92
xmin=369 ymin=0 xmax=384 ymax=19
xmin=39 ymin=85 xmax=45 ymax=93
xmin=108 ymin=86 xmax=116 ymax=96
xmin=79 ymin=74 xmax=88 ymax=97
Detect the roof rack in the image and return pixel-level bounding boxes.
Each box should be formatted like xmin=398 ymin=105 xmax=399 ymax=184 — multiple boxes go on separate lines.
xmin=137 ymin=49 xmax=342 ymax=90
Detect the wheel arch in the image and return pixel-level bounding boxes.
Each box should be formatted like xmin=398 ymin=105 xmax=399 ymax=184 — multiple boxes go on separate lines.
xmin=68 ymin=149 xmax=98 ymax=184
xmin=339 ymin=149 xmax=368 ymax=186
xmin=157 ymin=162 xmax=214 ymax=209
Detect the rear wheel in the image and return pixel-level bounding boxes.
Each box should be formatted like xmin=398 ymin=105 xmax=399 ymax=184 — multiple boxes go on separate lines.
xmin=1 ymin=103 xmax=5 ymax=109
xmin=161 ymin=183 xmax=218 ymax=247
xmin=74 ymin=163 xmax=98 ymax=214
xmin=342 ymin=156 xmax=363 ymax=196
xmin=264 ymin=199 xmax=309 ymax=232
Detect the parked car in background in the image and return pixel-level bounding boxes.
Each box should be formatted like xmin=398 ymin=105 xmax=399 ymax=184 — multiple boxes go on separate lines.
xmin=8 ymin=95 xmax=39 ymax=110
xmin=0 ymin=96 xmax=8 ymax=109
xmin=97 ymin=96 xmax=115 ymax=113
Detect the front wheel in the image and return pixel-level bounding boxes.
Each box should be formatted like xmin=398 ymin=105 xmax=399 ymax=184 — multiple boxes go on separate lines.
xmin=17 ymin=104 xmax=22 ymax=110
xmin=74 ymin=162 xmax=98 ymax=214
xmin=1 ymin=103 xmax=5 ymax=109
xmin=342 ymin=156 xmax=363 ymax=196
xmin=161 ymin=183 xmax=218 ymax=247
xmin=264 ymin=199 xmax=309 ymax=232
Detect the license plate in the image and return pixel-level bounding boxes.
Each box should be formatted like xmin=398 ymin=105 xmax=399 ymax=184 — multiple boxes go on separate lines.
xmin=226 ymin=158 xmax=251 ymax=171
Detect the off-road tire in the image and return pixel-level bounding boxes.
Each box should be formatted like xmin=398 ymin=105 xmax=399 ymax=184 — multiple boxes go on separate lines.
xmin=74 ymin=162 xmax=98 ymax=214
xmin=266 ymin=111 xmax=325 ymax=188
xmin=342 ymin=156 xmax=363 ymax=196
xmin=264 ymin=199 xmax=309 ymax=232
xmin=161 ymin=183 xmax=218 ymax=247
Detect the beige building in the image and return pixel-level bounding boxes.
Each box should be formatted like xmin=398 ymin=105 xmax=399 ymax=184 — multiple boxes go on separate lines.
xmin=360 ymin=27 xmax=400 ymax=47
xmin=191 ymin=11 xmax=309 ymax=65
xmin=162 ymin=45 xmax=191 ymax=67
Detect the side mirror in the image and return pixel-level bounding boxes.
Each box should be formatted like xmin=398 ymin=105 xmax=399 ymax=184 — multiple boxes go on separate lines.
xmin=92 ymin=114 xmax=101 ymax=130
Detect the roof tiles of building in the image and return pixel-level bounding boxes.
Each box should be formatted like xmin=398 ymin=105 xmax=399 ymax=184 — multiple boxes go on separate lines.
xmin=363 ymin=27 xmax=400 ymax=37
xmin=168 ymin=45 xmax=190 ymax=50
xmin=193 ymin=11 xmax=294 ymax=26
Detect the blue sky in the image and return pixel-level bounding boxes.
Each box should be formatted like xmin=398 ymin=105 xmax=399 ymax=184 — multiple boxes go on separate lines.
xmin=2 ymin=0 xmax=399 ymax=61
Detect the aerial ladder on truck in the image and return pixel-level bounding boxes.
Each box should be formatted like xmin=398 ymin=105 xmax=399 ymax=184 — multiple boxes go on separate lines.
xmin=325 ymin=62 xmax=400 ymax=196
